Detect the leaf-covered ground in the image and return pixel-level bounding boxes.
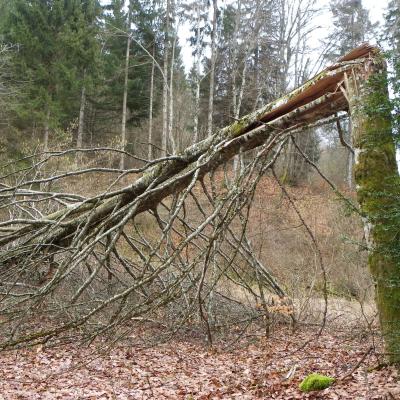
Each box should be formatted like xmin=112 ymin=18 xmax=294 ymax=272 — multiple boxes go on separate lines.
xmin=0 ymin=327 xmax=398 ymax=399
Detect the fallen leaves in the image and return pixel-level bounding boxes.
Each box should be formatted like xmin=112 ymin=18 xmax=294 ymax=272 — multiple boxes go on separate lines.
xmin=0 ymin=326 xmax=398 ymax=399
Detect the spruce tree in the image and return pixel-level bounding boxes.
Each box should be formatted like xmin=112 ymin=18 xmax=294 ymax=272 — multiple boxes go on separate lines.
xmin=385 ymin=0 xmax=400 ymax=54
xmin=324 ymin=0 xmax=375 ymax=61
xmin=0 ymin=0 xmax=103 ymax=150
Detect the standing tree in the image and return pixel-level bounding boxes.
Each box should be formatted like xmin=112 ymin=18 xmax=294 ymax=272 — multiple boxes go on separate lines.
xmin=207 ymin=0 xmax=218 ymax=138
xmin=120 ymin=1 xmax=132 ymax=169
xmin=324 ymin=0 xmax=375 ymax=61
xmin=183 ymin=0 xmax=208 ymax=144
xmin=100 ymin=0 xmax=163 ymax=161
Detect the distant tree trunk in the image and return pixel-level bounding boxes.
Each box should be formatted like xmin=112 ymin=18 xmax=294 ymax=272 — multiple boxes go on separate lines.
xmin=282 ymin=4 xmax=301 ymax=185
xmin=77 ymin=82 xmax=86 ymax=149
xmin=349 ymin=58 xmax=400 ymax=364
xmin=207 ymin=0 xmax=217 ymax=138
xmin=347 ymin=124 xmax=353 ymax=189
xmin=253 ymin=41 xmax=262 ymax=111
xmin=231 ymin=0 xmax=242 ymax=174
xmin=347 ymin=147 xmax=353 ymax=188
xmin=193 ymin=2 xmax=202 ymax=144
xmin=233 ymin=62 xmax=248 ymax=173
xmin=120 ymin=26 xmax=131 ymax=170
xmin=43 ymin=107 xmax=50 ymax=152
xmin=162 ymin=0 xmax=171 ymax=157
xmin=230 ymin=0 xmax=241 ymax=116
xmin=148 ymin=47 xmax=155 ymax=160
xmin=168 ymin=31 xmax=177 ymax=154
xmin=235 ymin=62 xmax=247 ymax=121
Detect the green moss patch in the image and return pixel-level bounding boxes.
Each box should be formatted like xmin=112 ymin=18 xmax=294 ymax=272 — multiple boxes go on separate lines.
xmin=299 ymin=373 xmax=335 ymax=392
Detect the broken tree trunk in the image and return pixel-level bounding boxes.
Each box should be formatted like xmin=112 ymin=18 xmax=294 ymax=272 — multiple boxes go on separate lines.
xmin=347 ymin=54 xmax=400 ymax=364
xmin=1 ymin=46 xmax=362 ymax=253
xmin=2 ymin=44 xmax=400 ymax=362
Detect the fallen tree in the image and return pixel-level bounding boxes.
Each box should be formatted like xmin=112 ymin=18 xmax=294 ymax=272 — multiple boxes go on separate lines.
xmin=0 ymin=44 xmax=399 ymax=363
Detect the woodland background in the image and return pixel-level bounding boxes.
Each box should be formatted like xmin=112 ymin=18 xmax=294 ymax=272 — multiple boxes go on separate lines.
xmin=0 ymin=0 xmax=397 ymax=185
xmin=0 ymin=0 xmax=400 ymax=398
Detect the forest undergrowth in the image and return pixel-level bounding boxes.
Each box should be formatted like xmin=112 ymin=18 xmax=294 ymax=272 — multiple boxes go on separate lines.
xmin=1 ymin=164 xmax=394 ymax=399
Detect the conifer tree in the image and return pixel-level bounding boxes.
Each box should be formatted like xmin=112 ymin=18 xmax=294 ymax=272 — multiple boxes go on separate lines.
xmin=384 ymin=0 xmax=400 ymax=139
xmin=324 ymin=0 xmax=375 ymax=61
xmin=0 ymin=0 xmax=103 ymax=150
xmin=323 ymin=0 xmax=375 ymax=188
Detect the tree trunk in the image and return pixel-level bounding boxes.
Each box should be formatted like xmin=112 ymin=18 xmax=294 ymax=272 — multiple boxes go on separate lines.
xmin=347 ymin=123 xmax=353 ymax=189
xmin=77 ymin=71 xmax=86 ymax=149
xmin=43 ymin=107 xmax=50 ymax=152
xmin=207 ymin=0 xmax=217 ymax=138
xmin=2 ymin=60 xmax=351 ymax=252
xmin=193 ymin=2 xmax=202 ymax=144
xmin=148 ymin=47 xmax=155 ymax=160
xmin=162 ymin=0 xmax=170 ymax=157
xmin=120 ymin=27 xmax=131 ymax=170
xmin=347 ymin=142 xmax=353 ymax=189
xmin=168 ymin=24 xmax=177 ymax=154
xmin=349 ymin=57 xmax=400 ymax=364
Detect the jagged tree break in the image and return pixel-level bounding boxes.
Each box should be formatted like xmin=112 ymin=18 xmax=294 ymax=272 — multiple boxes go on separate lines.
xmin=0 ymin=44 xmax=399 ymax=363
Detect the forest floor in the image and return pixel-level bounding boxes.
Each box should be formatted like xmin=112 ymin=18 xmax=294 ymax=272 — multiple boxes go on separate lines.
xmin=0 ymin=325 xmax=398 ymax=399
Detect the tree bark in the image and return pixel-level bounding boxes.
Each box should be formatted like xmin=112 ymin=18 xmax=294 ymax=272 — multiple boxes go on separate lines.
xmin=43 ymin=107 xmax=50 ymax=152
xmin=77 ymin=71 xmax=86 ymax=149
xmin=168 ymin=23 xmax=177 ymax=154
xmin=193 ymin=1 xmax=202 ymax=144
xmin=162 ymin=0 xmax=170 ymax=157
xmin=77 ymin=86 xmax=86 ymax=149
xmin=120 ymin=19 xmax=131 ymax=170
xmin=148 ymin=47 xmax=155 ymax=160
xmin=207 ymin=0 xmax=217 ymax=138
xmin=348 ymin=56 xmax=400 ymax=364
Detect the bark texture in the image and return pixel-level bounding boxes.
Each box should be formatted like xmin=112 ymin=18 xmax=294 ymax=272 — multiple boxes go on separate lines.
xmin=348 ymin=55 xmax=400 ymax=364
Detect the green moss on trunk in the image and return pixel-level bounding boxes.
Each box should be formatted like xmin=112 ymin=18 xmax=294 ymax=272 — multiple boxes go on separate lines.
xmin=349 ymin=56 xmax=400 ymax=364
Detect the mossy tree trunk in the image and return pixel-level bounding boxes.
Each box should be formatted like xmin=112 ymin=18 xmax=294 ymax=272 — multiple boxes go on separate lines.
xmin=348 ymin=56 xmax=400 ymax=364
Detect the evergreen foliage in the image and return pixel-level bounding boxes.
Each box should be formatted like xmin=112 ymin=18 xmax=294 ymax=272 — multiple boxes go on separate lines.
xmin=0 ymin=0 xmax=103 ymax=152
xmin=324 ymin=0 xmax=375 ymax=61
